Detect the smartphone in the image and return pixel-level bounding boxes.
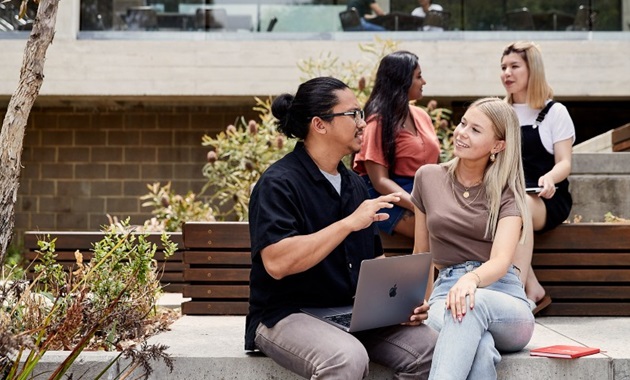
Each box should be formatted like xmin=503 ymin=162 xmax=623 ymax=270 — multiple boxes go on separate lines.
xmin=526 ymin=186 xmax=558 ymax=194
xmin=526 ymin=187 xmax=544 ymax=194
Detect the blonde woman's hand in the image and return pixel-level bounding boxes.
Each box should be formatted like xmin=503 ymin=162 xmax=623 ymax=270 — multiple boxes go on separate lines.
xmin=445 ymin=273 xmax=478 ymax=322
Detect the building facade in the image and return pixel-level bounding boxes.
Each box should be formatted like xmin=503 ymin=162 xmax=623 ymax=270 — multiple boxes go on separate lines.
xmin=1 ymin=0 xmax=630 ymax=239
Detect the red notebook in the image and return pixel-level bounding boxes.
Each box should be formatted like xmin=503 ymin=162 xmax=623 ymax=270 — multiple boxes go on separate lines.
xmin=530 ymin=345 xmax=600 ymax=359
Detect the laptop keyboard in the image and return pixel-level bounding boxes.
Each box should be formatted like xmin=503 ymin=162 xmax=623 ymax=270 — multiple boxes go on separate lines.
xmin=325 ymin=313 xmax=352 ymax=328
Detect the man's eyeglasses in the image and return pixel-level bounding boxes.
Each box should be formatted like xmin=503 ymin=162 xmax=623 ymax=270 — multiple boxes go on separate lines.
xmin=316 ymin=109 xmax=365 ymax=125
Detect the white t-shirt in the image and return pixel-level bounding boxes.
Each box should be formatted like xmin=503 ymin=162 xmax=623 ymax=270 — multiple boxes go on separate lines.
xmin=411 ymin=4 xmax=444 ymax=31
xmin=411 ymin=3 xmax=443 ymax=18
xmin=320 ymin=169 xmax=341 ymax=195
xmin=512 ymin=101 xmax=576 ymax=154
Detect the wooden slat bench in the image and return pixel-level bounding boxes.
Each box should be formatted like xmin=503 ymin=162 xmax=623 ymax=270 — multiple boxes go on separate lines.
xmin=612 ymin=123 xmax=630 ymax=152
xmin=180 ymin=221 xmax=630 ymax=316
xmin=532 ymin=223 xmax=630 ymax=316
xmin=181 ymin=222 xmax=251 ymax=315
xmin=23 ymin=231 xmax=186 ymax=293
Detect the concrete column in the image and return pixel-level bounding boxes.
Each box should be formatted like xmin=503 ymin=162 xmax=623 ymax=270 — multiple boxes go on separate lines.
xmin=623 ymin=0 xmax=630 ymax=31
xmin=377 ymin=0 xmax=390 ymax=14
xmin=569 ymin=153 xmax=630 ymax=221
xmin=54 ymin=0 xmax=79 ymax=40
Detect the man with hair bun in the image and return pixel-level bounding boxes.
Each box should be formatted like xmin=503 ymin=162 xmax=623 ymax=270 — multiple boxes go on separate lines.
xmin=246 ymin=76 xmax=437 ymax=379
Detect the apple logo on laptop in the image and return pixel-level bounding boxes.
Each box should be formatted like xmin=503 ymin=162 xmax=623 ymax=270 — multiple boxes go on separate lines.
xmin=389 ymin=284 xmax=397 ymax=298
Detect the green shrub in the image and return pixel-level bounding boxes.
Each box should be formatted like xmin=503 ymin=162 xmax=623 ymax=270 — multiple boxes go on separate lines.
xmin=1 ymin=219 xmax=177 ymax=378
xmin=200 ymin=98 xmax=295 ymax=221
xmin=140 ymin=182 xmax=216 ymax=232
xmin=419 ymin=99 xmax=456 ymax=162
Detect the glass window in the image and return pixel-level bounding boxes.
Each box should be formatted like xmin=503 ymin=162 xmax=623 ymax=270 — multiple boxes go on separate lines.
xmin=1 ymin=0 xmax=37 ymax=32
xmin=79 ymin=0 xmax=350 ymax=32
xmin=73 ymin=0 xmax=623 ymax=33
xmin=392 ymin=0 xmax=622 ymax=31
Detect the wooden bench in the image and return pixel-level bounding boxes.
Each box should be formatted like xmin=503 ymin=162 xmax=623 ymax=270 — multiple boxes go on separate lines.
xmin=612 ymin=123 xmax=630 ymax=152
xmin=23 ymin=231 xmax=186 ymax=293
xmin=180 ymin=221 xmax=630 ymax=316
xmin=532 ymin=223 xmax=630 ymax=316
xmin=181 ymin=222 xmax=251 ymax=315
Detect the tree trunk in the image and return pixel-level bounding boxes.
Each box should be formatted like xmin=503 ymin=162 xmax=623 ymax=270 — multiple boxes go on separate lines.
xmin=0 ymin=0 xmax=59 ymax=264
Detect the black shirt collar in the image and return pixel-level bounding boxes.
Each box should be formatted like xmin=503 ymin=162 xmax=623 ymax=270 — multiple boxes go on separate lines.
xmin=293 ymin=141 xmax=352 ymax=183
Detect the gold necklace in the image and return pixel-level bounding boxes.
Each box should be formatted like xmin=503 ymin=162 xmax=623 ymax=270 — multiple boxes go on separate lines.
xmin=462 ymin=180 xmax=481 ymax=198
xmin=451 ymin=177 xmax=483 ymax=208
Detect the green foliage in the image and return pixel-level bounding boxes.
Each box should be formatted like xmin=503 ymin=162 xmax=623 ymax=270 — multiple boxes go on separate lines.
xmin=200 ymin=98 xmax=296 ymax=221
xmin=0 ymin=219 xmax=177 ymax=378
xmin=604 ymin=212 xmax=629 ymax=223
xmin=418 ymin=100 xmax=456 ymax=163
xmin=2 ymin=242 xmax=26 ymax=279
xmin=143 ymin=37 xmax=456 ymax=223
xmin=32 ymin=238 xmax=66 ymax=295
xmin=298 ymin=36 xmax=400 ymax=106
xmin=140 ymin=182 xmax=216 ymax=231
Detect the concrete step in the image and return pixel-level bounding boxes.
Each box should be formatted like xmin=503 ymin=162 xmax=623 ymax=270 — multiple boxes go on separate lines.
xmin=27 ymin=314 xmax=630 ymax=379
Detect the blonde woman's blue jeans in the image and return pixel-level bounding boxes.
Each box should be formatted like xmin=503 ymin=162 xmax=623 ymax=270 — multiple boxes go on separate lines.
xmin=426 ymin=261 xmax=535 ymax=380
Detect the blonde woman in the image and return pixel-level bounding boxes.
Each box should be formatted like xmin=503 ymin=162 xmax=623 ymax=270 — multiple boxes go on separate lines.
xmin=501 ymin=41 xmax=576 ymax=313
xmin=411 ymin=98 xmax=535 ymax=379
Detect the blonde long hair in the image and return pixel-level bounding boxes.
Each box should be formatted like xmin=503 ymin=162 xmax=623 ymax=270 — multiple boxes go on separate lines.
xmin=502 ymin=41 xmax=553 ymax=109
xmin=443 ymin=97 xmax=530 ymax=242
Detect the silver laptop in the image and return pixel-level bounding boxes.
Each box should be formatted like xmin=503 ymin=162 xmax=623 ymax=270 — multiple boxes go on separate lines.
xmin=301 ymin=253 xmax=432 ymax=333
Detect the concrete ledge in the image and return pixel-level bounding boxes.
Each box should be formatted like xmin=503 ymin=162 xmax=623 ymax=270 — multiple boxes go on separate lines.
xmin=28 ymin=315 xmax=628 ymax=379
xmin=570 ymin=152 xmax=630 ymax=221
xmin=573 ymin=131 xmax=613 ymax=153
xmin=572 ymin=152 xmax=630 ymax=174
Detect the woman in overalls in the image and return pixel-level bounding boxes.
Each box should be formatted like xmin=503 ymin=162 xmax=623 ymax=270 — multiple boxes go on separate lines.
xmin=500 ymin=41 xmax=576 ymax=314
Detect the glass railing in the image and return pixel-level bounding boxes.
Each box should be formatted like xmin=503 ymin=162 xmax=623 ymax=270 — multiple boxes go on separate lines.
xmin=0 ymin=0 xmax=37 ymax=32
xmin=1 ymin=0 xmax=625 ymax=34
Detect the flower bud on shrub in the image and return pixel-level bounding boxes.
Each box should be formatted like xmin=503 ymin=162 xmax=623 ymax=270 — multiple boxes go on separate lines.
xmin=244 ymin=159 xmax=254 ymax=171
xmin=276 ymin=136 xmax=284 ymax=149
xmin=161 ymin=196 xmax=170 ymax=208
xmin=226 ymin=124 xmax=237 ymax=135
xmin=358 ymin=77 xmax=366 ymax=91
xmin=248 ymin=120 xmax=258 ymax=135
xmin=207 ymin=151 xmax=218 ymax=163
xmin=439 ymin=119 xmax=449 ymax=131
xmin=427 ymin=100 xmax=438 ymax=111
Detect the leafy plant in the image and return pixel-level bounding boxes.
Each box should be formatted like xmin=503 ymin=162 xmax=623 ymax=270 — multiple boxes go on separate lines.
xmin=0 ymin=219 xmax=178 ymax=379
xmin=2 ymin=241 xmax=26 ymax=280
xmin=200 ymin=98 xmax=296 ymax=221
xmin=140 ymin=182 xmax=216 ymax=232
xmin=604 ymin=212 xmax=628 ymax=223
xmin=419 ymin=99 xmax=456 ymax=162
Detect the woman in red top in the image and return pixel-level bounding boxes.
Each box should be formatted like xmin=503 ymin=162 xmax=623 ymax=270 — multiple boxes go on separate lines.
xmin=353 ymin=50 xmax=440 ymax=237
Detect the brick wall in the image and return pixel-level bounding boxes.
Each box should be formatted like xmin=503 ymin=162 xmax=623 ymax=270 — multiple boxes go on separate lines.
xmin=2 ymin=101 xmax=259 ymax=240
